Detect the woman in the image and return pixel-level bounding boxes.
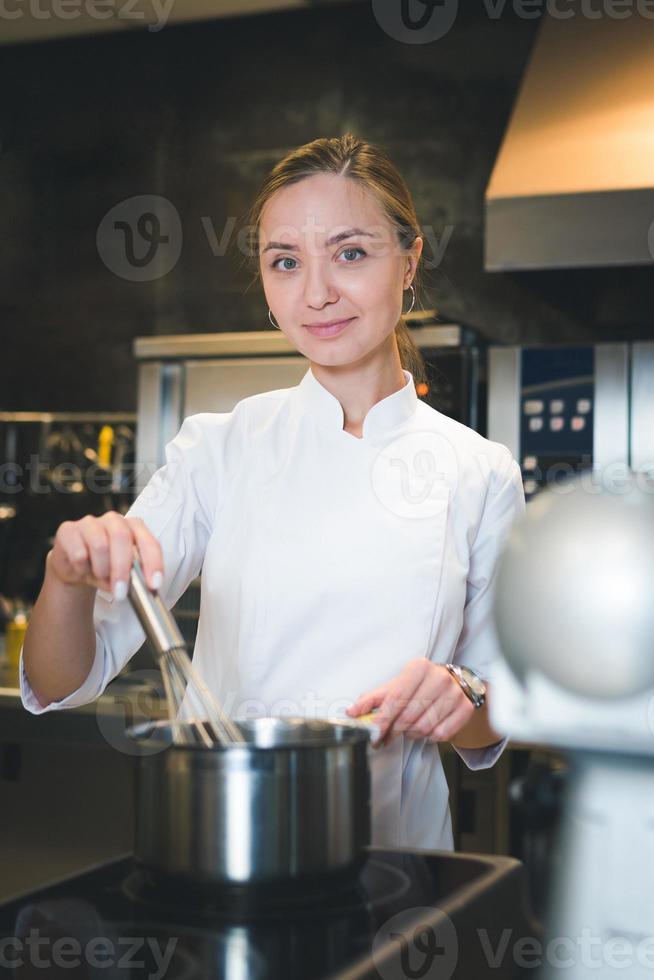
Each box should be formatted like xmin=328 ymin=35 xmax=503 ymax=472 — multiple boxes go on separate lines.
xmin=21 ymin=134 xmax=525 ymax=850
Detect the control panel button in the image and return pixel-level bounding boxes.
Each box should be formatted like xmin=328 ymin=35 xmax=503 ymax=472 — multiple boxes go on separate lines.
xmin=523 ymin=455 xmax=538 ymax=470
xmin=528 ymin=417 xmax=543 ymax=432
xmin=571 ymin=416 xmax=586 ymax=431
xmin=550 ymin=399 xmax=565 ymax=414
xmin=524 ymin=400 xmax=544 ymax=415
xmin=524 ymin=479 xmax=539 ymax=495
xmin=577 ymin=398 xmax=591 ymax=414
xmin=550 ymin=417 xmax=564 ymax=432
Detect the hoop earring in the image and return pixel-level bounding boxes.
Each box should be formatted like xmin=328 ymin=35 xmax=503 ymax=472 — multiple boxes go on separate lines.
xmin=268 ymin=309 xmax=281 ymax=330
xmin=403 ymin=283 xmax=416 ymax=316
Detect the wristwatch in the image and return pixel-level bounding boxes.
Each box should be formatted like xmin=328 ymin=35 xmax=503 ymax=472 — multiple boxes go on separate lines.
xmin=444 ymin=664 xmax=486 ymax=709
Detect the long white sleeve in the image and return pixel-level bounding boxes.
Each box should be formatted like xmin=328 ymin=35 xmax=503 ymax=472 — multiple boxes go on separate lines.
xmin=20 ymin=414 xmax=224 ymax=715
xmin=450 ymin=449 xmax=526 ymax=770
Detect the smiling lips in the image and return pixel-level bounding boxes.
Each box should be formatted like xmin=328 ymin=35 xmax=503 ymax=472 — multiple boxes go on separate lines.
xmin=303 ymin=317 xmax=356 ymax=337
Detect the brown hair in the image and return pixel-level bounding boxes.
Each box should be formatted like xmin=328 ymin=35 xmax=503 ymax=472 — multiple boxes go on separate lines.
xmin=242 ymin=133 xmax=427 ymax=386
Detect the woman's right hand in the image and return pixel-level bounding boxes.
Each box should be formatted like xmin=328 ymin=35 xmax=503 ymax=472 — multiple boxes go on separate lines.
xmin=48 ymin=512 xmax=163 ymax=601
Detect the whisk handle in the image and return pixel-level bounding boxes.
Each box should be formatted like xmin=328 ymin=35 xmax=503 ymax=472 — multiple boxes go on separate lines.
xmin=128 ymin=555 xmax=185 ymax=657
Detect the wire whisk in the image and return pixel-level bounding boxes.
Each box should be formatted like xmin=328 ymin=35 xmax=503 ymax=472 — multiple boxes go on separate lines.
xmin=128 ymin=557 xmax=243 ymax=747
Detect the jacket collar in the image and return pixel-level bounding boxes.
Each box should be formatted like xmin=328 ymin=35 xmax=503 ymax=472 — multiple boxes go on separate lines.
xmin=296 ymin=365 xmax=418 ymax=441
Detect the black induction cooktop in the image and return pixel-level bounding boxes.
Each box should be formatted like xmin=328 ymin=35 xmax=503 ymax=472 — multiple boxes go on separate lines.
xmin=0 ymin=849 xmax=540 ymax=979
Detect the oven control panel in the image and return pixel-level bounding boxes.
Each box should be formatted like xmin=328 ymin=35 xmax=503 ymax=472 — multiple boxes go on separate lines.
xmin=519 ymin=347 xmax=594 ymax=499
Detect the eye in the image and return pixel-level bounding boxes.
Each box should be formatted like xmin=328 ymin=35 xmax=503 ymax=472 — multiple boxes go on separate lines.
xmin=270 ymin=246 xmax=367 ymax=272
xmin=270 ymin=256 xmax=298 ymax=272
xmin=339 ymin=246 xmax=366 ymax=263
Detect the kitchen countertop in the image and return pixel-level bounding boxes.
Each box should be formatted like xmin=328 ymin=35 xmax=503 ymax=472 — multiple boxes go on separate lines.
xmin=0 ymin=664 xmax=167 ymax=747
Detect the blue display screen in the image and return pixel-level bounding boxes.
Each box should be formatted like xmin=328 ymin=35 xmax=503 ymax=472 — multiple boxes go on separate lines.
xmin=520 ymin=346 xmax=594 ymax=459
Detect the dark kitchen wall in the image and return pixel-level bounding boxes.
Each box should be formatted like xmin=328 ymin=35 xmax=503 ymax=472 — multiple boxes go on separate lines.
xmin=1 ymin=3 xmax=653 ymax=413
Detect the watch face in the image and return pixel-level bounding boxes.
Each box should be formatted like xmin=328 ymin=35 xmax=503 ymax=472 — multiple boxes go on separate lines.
xmin=460 ymin=667 xmax=485 ymax=698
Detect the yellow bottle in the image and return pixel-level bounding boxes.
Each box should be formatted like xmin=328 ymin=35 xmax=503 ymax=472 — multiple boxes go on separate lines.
xmin=98 ymin=425 xmax=114 ymax=469
xmin=5 ymin=612 xmax=28 ymax=684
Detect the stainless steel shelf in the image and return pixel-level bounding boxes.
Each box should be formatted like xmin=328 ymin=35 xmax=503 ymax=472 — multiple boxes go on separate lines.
xmin=0 ymin=412 xmax=137 ymax=424
xmin=133 ymin=316 xmax=466 ymax=360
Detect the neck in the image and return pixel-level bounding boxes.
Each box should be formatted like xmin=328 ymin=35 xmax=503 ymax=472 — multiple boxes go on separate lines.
xmin=309 ymin=336 xmax=407 ymax=437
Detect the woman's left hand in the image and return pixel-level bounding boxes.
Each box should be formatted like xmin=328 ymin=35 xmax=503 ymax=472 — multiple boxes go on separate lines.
xmin=346 ymin=658 xmax=476 ymax=747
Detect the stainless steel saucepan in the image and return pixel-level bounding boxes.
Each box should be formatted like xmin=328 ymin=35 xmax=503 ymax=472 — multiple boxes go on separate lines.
xmin=128 ymin=715 xmax=371 ymax=886
xmin=124 ymin=566 xmax=372 ymax=886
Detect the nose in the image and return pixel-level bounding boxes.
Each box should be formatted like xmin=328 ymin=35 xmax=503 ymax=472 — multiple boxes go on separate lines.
xmin=303 ymin=259 xmax=339 ymax=310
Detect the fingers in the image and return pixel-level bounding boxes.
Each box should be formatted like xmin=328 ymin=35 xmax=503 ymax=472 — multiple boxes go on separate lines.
xmin=49 ymin=512 xmax=164 ymax=598
xmin=78 ymin=515 xmax=112 ymax=591
xmin=372 ymin=659 xmax=432 ymax=743
xmin=391 ymin=673 xmax=444 ymax=729
xmin=350 ymin=661 xmax=476 ymax=748
xmin=51 ymin=521 xmax=94 ymax=586
xmin=103 ymin=512 xmax=136 ymax=600
xmin=419 ymin=698 xmax=475 ymax=743
xmin=346 ymin=684 xmax=389 ymax=718
xmin=388 ymin=667 xmax=460 ymax=739
xmin=400 ymin=675 xmax=475 ymax=743
xmin=125 ymin=516 xmax=164 ymax=590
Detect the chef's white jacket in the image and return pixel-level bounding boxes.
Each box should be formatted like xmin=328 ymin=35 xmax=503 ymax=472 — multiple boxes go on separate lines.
xmin=21 ymin=366 xmax=525 ymax=851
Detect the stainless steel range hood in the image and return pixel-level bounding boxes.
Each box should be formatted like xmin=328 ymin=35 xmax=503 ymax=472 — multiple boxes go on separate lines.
xmin=0 ymin=0 xmax=347 ymax=46
xmin=485 ymin=13 xmax=654 ymax=271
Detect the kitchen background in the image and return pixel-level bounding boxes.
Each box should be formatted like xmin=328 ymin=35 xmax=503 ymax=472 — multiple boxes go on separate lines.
xmin=0 ymin=0 xmax=651 ymax=937
xmin=2 ymin=0 xmax=654 ymax=418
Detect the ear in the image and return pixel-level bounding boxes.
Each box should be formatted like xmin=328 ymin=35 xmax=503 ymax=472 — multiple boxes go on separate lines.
xmin=404 ymin=236 xmax=423 ymax=288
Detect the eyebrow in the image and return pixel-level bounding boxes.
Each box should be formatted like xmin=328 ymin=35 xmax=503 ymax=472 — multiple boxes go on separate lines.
xmin=261 ymin=227 xmax=378 ymax=253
